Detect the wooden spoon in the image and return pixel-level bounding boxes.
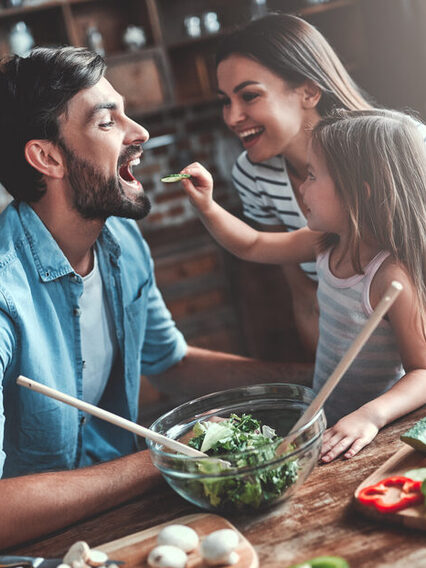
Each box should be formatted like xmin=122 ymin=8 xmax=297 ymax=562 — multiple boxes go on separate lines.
xmin=16 ymin=376 xmax=206 ymax=458
xmin=288 ymin=280 xmax=403 ymax=438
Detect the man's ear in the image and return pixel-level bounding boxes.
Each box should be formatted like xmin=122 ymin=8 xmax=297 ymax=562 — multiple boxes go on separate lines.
xmin=24 ymin=139 xmax=65 ymax=179
xmin=300 ymin=79 xmax=322 ymax=110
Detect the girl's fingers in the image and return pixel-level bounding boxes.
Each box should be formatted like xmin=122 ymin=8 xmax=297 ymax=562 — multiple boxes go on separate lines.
xmin=344 ymin=438 xmax=365 ymax=458
xmin=321 ymin=435 xmax=353 ymax=462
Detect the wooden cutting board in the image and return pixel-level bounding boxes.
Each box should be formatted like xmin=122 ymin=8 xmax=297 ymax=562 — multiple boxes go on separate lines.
xmin=354 ymin=444 xmax=426 ymax=530
xmin=98 ymin=513 xmax=259 ymax=567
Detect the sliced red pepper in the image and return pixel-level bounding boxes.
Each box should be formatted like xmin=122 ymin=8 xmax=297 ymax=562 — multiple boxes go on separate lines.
xmin=358 ymin=476 xmax=424 ymax=513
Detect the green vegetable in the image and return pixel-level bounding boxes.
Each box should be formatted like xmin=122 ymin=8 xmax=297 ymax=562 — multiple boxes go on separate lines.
xmin=400 ymin=417 xmax=426 ymax=453
xmin=422 ymin=479 xmax=426 ymax=500
xmin=287 ymin=556 xmax=349 ymax=568
xmin=404 ymin=468 xmax=426 ymax=481
xmin=161 ymin=173 xmax=191 ymax=183
xmin=187 ymin=413 xmax=299 ymax=510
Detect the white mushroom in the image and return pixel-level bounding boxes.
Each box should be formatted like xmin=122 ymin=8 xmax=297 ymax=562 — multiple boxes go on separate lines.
xmin=86 ymin=549 xmax=109 ymax=567
xmin=63 ymin=541 xmax=90 ymax=566
xmin=200 ymin=529 xmax=240 ymax=566
xmin=147 ymin=544 xmax=188 ymax=568
xmin=157 ymin=524 xmax=199 ymax=552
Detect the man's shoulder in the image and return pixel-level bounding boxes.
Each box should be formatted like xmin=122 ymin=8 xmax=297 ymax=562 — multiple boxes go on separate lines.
xmin=0 ymin=202 xmax=22 ymax=268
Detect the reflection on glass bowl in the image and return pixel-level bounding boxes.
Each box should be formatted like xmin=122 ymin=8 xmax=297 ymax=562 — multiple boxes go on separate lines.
xmin=148 ymin=383 xmax=326 ymax=513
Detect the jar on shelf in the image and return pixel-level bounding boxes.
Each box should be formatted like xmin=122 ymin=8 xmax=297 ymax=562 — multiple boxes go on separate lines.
xmin=9 ymin=21 xmax=34 ymax=57
xmin=202 ymin=12 xmax=221 ymax=34
xmin=123 ymin=25 xmax=146 ymax=51
xmin=86 ymin=24 xmax=105 ymax=57
xmin=183 ymin=15 xmax=201 ymax=38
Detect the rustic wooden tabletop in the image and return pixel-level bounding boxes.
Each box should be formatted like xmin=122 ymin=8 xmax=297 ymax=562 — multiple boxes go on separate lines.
xmin=4 ymin=406 xmax=426 ymax=568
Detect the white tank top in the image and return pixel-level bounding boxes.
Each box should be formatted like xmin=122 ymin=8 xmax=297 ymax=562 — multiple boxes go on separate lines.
xmin=313 ymin=249 xmax=404 ymax=426
xmin=80 ymin=248 xmax=118 ymax=405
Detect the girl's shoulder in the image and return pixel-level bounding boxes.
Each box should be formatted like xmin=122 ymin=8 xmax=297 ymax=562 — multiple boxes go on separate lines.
xmin=370 ymin=255 xmax=415 ymax=309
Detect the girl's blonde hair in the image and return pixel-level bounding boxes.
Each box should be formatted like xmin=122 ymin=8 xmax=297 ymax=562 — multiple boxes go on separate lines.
xmin=313 ymin=109 xmax=426 ymax=321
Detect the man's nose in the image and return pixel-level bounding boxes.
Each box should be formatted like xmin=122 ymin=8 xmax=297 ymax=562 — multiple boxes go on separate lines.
xmin=125 ymin=117 xmax=149 ymax=145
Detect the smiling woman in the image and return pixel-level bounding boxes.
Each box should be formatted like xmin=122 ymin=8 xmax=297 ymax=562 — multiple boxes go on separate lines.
xmin=214 ymin=13 xmax=373 ymax=356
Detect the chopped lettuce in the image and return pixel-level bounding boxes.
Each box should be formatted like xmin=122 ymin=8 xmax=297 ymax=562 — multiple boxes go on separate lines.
xmin=187 ymin=413 xmax=299 ymax=510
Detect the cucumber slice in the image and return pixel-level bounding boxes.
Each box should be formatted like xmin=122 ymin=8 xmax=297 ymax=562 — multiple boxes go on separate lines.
xmin=287 ymin=556 xmax=349 ymax=568
xmin=400 ymin=417 xmax=426 ymax=453
xmin=161 ymin=173 xmax=191 ymax=183
xmin=404 ymin=467 xmax=426 ymax=481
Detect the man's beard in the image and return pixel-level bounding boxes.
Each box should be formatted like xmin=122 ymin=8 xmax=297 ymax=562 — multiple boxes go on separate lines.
xmin=59 ymin=140 xmax=151 ymax=221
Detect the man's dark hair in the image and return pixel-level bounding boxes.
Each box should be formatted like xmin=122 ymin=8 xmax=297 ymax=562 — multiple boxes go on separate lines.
xmin=0 ymin=47 xmax=106 ymax=202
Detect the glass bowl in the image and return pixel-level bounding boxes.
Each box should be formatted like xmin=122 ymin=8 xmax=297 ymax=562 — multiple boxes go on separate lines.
xmin=147 ymin=383 xmax=326 ymax=513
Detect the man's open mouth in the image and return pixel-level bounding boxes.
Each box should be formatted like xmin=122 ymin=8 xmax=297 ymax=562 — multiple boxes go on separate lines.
xmin=119 ymin=157 xmax=141 ymax=185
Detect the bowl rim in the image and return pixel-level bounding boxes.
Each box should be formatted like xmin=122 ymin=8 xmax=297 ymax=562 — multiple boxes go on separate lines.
xmin=147 ymin=382 xmax=326 ymax=462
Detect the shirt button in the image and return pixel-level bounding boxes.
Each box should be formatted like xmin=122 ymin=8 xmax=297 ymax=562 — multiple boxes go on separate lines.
xmin=82 ymin=360 xmax=86 ymax=369
xmin=73 ymin=307 xmax=81 ymax=317
xmin=81 ymin=416 xmax=87 ymax=425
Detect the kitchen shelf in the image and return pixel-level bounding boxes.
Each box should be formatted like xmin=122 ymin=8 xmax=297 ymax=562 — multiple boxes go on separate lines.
xmin=0 ymin=0 xmax=368 ymax=116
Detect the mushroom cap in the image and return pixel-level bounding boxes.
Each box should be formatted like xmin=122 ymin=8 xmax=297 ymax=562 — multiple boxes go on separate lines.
xmin=201 ymin=529 xmax=239 ymax=562
xmin=63 ymin=541 xmax=90 ymax=565
xmin=147 ymin=544 xmax=188 ymax=568
xmin=157 ymin=524 xmax=199 ymax=552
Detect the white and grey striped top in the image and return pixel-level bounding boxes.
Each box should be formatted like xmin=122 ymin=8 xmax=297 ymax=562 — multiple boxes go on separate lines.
xmin=231 ymin=151 xmax=317 ymax=280
xmin=313 ymin=248 xmax=404 ymax=426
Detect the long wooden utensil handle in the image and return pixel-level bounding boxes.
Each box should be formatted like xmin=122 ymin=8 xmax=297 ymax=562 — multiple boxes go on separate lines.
xmin=16 ymin=376 xmax=206 ymax=458
xmin=290 ymin=280 xmax=403 ymax=434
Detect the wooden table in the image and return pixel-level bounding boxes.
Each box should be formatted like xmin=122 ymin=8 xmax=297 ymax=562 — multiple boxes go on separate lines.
xmin=4 ymin=407 xmax=426 ymax=567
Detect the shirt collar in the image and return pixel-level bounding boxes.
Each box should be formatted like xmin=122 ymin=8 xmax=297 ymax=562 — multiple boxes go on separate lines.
xmin=18 ymin=202 xmax=122 ymax=281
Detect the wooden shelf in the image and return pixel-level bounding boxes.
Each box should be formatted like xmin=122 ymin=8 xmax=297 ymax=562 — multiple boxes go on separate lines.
xmin=0 ymin=0 xmax=367 ymax=117
xmin=298 ymin=0 xmax=357 ymax=17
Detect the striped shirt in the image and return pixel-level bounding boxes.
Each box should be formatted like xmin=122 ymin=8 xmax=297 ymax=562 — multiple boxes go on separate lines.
xmin=313 ymin=249 xmax=404 ymax=426
xmin=231 ymin=151 xmax=317 ymax=280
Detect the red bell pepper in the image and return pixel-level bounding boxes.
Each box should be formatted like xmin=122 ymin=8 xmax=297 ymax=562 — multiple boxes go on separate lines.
xmin=358 ymin=476 xmax=424 ymax=513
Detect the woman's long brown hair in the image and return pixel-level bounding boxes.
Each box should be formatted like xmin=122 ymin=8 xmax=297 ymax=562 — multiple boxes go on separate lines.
xmin=216 ymin=13 xmax=373 ymax=115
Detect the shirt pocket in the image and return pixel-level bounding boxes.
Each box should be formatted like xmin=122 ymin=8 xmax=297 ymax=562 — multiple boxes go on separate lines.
xmin=124 ymin=279 xmax=149 ymax=370
xmin=16 ymin=392 xmax=77 ymax=467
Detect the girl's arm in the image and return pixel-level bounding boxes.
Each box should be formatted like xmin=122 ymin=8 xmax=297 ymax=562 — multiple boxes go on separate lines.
xmin=321 ymin=263 xmax=426 ymax=462
xmin=180 ymin=162 xmax=319 ymax=265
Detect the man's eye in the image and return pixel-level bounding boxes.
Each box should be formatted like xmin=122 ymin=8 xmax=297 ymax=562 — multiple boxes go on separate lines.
xmin=242 ymin=92 xmax=259 ymax=102
xmin=307 ymin=171 xmax=315 ymax=180
xmin=99 ymin=120 xmax=114 ymax=128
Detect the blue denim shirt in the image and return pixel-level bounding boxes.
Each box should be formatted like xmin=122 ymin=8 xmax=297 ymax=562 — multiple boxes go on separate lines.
xmin=0 ymin=201 xmax=187 ymax=478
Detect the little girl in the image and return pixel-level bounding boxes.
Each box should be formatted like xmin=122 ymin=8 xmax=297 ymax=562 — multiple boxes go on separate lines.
xmin=180 ymin=109 xmax=426 ymax=463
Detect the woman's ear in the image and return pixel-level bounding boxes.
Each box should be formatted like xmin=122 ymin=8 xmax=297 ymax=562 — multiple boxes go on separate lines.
xmin=24 ymin=139 xmax=65 ymax=179
xmin=301 ymin=79 xmax=322 ymax=110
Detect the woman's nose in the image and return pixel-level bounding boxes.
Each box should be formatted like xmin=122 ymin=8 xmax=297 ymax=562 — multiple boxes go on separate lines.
xmin=224 ymin=101 xmax=246 ymax=127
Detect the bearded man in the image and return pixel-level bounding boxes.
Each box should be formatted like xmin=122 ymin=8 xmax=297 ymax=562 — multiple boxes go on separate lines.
xmin=0 ymin=47 xmax=311 ymax=547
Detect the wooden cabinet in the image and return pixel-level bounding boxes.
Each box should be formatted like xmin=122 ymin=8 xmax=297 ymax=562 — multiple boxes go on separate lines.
xmin=0 ymin=0 xmax=369 ymax=116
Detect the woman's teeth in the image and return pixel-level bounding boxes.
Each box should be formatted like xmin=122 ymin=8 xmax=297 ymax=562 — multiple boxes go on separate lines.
xmin=239 ymin=127 xmax=264 ymax=142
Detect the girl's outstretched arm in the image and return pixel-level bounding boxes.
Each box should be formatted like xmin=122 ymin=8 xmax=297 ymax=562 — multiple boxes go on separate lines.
xmin=321 ymin=262 xmax=426 ymax=462
xmin=180 ymin=162 xmax=318 ymax=265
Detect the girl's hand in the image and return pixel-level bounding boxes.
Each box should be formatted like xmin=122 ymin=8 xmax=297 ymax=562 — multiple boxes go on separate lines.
xmin=320 ymin=408 xmax=379 ymax=463
xmin=179 ymin=162 xmax=214 ymax=215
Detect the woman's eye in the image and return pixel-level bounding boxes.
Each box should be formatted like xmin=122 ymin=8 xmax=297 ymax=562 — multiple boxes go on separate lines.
xmin=242 ymin=92 xmax=259 ymax=103
xmin=307 ymin=171 xmax=315 ymax=180
xmin=218 ymin=97 xmax=230 ymax=107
